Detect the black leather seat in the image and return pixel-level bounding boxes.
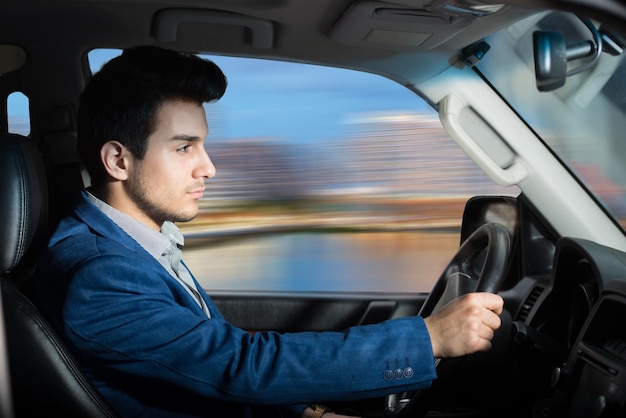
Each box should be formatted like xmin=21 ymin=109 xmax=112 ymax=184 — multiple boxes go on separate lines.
xmin=0 ymin=133 xmax=117 ymax=417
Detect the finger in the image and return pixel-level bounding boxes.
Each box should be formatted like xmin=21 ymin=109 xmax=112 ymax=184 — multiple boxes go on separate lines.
xmin=475 ymin=338 xmax=493 ymax=352
xmin=461 ymin=292 xmax=503 ymax=312
xmin=484 ymin=293 xmax=504 ymax=315
xmin=482 ymin=309 xmax=502 ymax=331
xmin=478 ymin=322 xmax=495 ymax=341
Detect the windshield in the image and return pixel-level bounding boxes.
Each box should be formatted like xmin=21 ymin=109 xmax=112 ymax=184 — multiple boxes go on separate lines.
xmin=476 ymin=11 xmax=626 ymax=230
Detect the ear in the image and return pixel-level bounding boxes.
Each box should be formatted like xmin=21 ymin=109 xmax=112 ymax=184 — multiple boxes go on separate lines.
xmin=100 ymin=140 xmax=131 ymax=181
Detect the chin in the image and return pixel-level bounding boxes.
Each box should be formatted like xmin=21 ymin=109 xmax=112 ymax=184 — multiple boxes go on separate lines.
xmin=174 ymin=208 xmax=199 ymax=223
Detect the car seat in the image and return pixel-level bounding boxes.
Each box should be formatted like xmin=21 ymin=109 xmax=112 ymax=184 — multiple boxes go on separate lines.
xmin=0 ymin=133 xmax=117 ymax=417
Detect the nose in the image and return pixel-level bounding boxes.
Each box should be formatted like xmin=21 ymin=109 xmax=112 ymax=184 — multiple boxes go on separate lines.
xmin=196 ymin=148 xmax=216 ymax=179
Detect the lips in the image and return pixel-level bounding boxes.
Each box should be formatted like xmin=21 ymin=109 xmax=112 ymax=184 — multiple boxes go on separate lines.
xmin=188 ymin=187 xmax=205 ymax=199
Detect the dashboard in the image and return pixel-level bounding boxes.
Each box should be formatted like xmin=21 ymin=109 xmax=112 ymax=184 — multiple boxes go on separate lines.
xmin=510 ymin=237 xmax=626 ymax=416
xmin=439 ymin=196 xmax=626 ymax=416
xmin=551 ymin=280 xmax=626 ymax=416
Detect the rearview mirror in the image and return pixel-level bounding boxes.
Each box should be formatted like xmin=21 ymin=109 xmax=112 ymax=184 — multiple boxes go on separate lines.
xmin=532 ymin=16 xmax=603 ymax=92
xmin=533 ymin=31 xmax=567 ymax=92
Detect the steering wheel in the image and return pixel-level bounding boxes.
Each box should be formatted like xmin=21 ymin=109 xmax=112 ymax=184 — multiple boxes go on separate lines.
xmin=384 ymin=222 xmax=511 ymax=418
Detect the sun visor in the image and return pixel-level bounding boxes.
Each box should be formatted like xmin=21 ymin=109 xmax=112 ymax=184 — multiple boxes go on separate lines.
xmin=330 ymin=1 xmax=473 ymax=50
xmin=152 ymin=9 xmax=274 ymax=50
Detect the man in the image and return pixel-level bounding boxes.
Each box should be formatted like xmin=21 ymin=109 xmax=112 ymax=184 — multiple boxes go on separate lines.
xmin=34 ymin=46 xmax=504 ymax=418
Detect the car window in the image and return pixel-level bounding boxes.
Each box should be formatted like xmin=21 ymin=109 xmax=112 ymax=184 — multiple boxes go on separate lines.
xmin=88 ymin=50 xmax=519 ymax=293
xmin=7 ymin=91 xmax=30 ymax=136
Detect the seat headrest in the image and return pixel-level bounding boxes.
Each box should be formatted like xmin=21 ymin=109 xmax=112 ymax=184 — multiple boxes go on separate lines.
xmin=0 ymin=134 xmax=48 ymax=275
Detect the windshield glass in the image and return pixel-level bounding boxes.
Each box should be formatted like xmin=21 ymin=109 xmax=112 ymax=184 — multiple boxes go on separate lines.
xmin=477 ymin=11 xmax=626 ymax=230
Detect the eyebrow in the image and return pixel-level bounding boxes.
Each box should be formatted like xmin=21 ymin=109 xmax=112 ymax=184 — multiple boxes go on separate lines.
xmin=169 ymin=134 xmax=203 ymax=142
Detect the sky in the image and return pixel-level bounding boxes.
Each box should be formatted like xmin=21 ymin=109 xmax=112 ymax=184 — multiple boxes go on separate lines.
xmin=88 ymin=49 xmax=433 ymax=143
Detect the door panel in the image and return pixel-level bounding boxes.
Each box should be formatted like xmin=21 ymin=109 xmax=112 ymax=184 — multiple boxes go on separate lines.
xmin=210 ymin=292 xmax=427 ymax=332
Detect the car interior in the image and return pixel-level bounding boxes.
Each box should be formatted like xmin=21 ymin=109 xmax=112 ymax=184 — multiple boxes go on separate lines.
xmin=1 ymin=0 xmax=626 ymax=417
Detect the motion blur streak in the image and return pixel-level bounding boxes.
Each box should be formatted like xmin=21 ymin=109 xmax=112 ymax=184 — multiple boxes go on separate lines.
xmin=181 ymin=112 xmax=518 ymax=292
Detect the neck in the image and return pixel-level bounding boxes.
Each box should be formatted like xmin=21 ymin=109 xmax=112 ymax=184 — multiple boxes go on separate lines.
xmin=87 ymin=184 xmax=162 ymax=231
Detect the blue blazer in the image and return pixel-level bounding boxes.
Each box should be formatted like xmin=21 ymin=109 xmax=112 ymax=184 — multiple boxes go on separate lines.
xmin=34 ymin=192 xmax=436 ymax=417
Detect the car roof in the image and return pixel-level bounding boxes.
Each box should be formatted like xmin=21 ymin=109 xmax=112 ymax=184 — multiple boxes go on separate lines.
xmin=1 ymin=1 xmax=623 ymax=66
xmin=0 ymin=1 xmax=607 ymax=89
xmin=0 ymin=1 xmax=622 ymax=131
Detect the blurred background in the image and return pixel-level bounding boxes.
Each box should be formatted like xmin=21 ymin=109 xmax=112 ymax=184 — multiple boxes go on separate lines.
xmin=175 ymin=54 xmax=519 ymax=293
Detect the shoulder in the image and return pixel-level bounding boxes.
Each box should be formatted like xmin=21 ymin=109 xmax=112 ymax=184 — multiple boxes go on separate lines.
xmin=49 ymin=192 xmax=142 ymax=256
xmin=47 ymin=216 xmax=137 ymax=266
xmin=40 ymin=195 xmax=157 ymax=289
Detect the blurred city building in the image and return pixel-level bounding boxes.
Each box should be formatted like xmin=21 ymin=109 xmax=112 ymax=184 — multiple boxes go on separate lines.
xmin=201 ymin=111 xmax=518 ymax=211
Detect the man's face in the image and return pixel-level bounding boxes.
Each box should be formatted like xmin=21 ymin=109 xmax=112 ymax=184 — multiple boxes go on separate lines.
xmin=125 ymin=100 xmax=215 ymax=229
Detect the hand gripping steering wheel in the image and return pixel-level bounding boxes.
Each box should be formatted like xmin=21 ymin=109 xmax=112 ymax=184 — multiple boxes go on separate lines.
xmin=384 ymin=222 xmax=511 ymax=417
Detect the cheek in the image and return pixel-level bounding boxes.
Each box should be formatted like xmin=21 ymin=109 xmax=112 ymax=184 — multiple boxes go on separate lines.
xmin=137 ymin=158 xmax=189 ymax=197
xmin=153 ymin=169 xmax=187 ymax=198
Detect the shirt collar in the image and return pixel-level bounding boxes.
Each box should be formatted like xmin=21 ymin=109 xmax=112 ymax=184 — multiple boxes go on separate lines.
xmin=160 ymin=220 xmax=185 ymax=248
xmin=84 ymin=190 xmax=176 ymax=259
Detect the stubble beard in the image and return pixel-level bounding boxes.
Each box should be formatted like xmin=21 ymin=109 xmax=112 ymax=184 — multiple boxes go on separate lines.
xmin=127 ymin=169 xmax=198 ymax=225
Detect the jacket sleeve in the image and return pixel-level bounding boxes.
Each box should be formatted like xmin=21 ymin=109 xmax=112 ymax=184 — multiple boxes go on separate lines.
xmin=57 ymin=245 xmax=437 ymax=406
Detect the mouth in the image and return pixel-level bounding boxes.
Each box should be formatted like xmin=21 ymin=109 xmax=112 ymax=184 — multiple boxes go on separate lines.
xmin=188 ymin=187 xmax=205 ymax=199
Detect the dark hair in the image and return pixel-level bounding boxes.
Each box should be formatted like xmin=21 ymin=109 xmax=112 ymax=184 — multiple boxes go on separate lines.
xmin=77 ymin=45 xmax=227 ymax=185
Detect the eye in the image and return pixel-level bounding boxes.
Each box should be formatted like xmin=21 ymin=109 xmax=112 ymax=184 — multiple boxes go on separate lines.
xmin=176 ymin=144 xmax=192 ymax=153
